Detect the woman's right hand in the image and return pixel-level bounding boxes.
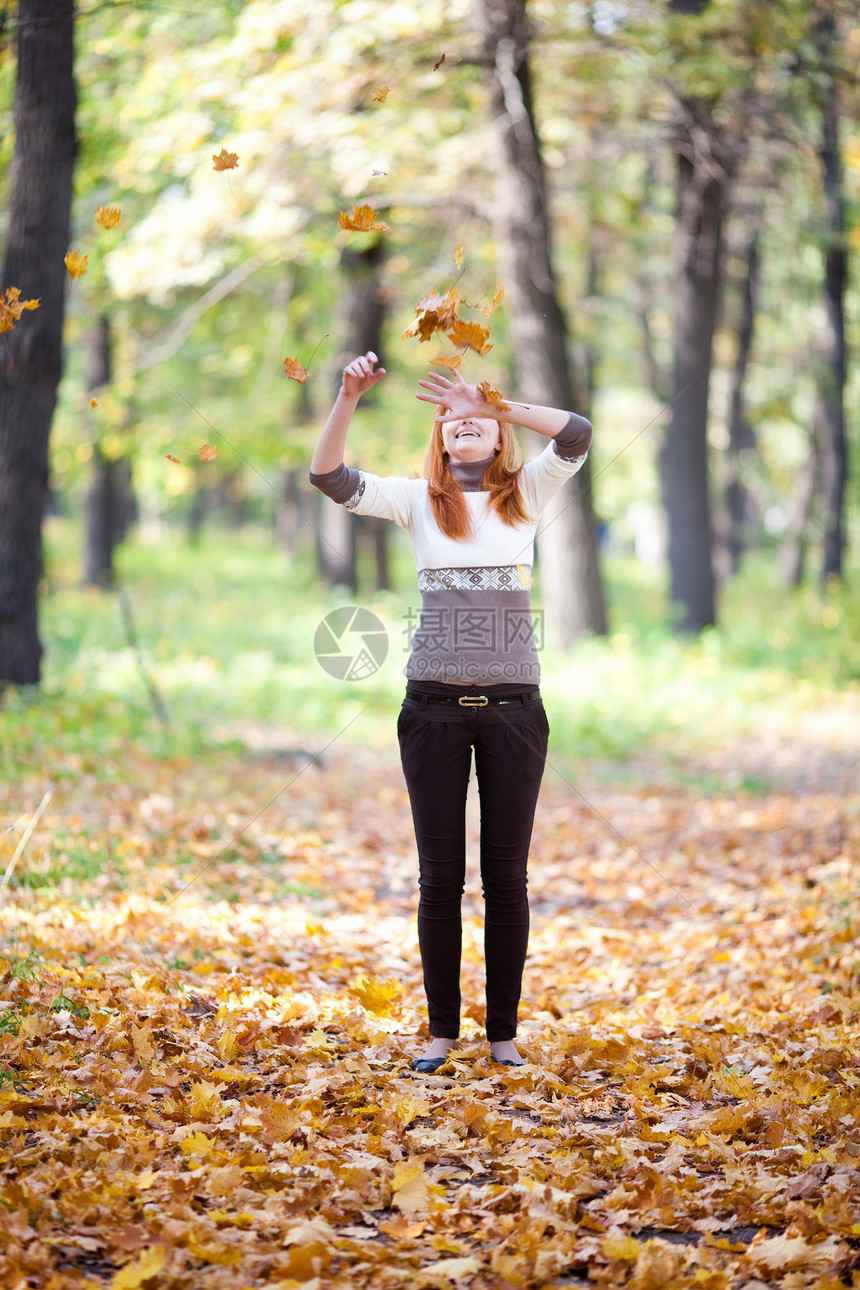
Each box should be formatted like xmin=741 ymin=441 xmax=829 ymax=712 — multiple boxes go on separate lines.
xmin=341 ymin=351 xmax=387 ymax=400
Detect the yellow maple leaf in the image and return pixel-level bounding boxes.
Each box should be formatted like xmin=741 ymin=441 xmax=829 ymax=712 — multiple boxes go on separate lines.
xmin=111 ymin=1245 xmax=167 ymax=1290
xmin=180 ymin=1130 xmax=217 ymax=1159
xmin=89 ymin=397 xmax=101 ymax=408
xmin=0 ymin=286 xmax=41 ymax=334
xmin=446 ymin=319 xmax=492 ymax=356
xmin=217 ymin=1029 xmax=240 ymax=1061
xmin=391 ymin=1159 xmax=429 ymax=1216
xmin=372 ymin=85 xmax=389 ymax=102
xmin=477 ymin=379 xmax=510 ymax=411
xmin=197 ymin=443 xmax=219 ymax=461
xmin=349 ymin=976 xmax=401 ymax=1016
xmin=94 ymin=203 xmax=122 ymax=229
xmin=131 ymin=1023 xmax=155 ymax=1068
xmin=339 ymin=203 xmax=389 ymax=232
xmin=64 ymin=250 xmax=88 ymax=279
xmin=454 ymin=244 xmax=464 ymax=271
xmin=212 ymin=148 xmax=239 ymax=171
xmin=283 ymin=355 xmax=310 ymax=384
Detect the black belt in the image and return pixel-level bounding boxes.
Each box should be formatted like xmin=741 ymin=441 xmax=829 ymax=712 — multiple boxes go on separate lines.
xmin=405 ymin=690 xmax=540 ymax=707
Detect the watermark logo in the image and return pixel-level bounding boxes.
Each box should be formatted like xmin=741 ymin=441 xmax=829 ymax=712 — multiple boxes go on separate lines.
xmin=314 ymin=606 xmax=389 ymax=680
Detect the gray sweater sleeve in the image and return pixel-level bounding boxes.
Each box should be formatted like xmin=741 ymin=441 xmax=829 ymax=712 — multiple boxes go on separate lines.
xmin=552 ymin=412 xmax=593 ymax=461
xmin=308 ymin=462 xmax=362 ymax=505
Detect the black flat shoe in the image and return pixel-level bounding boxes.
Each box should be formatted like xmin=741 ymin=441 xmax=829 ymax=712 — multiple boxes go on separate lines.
xmin=411 ymin=1056 xmax=450 ymax=1073
xmin=495 ymin=1058 xmax=525 ymax=1066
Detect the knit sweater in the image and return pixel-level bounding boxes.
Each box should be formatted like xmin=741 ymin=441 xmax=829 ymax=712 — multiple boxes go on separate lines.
xmin=309 ymin=413 xmax=591 ymax=685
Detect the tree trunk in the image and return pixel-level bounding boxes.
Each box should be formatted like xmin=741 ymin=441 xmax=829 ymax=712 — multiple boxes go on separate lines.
xmin=816 ymin=9 xmax=847 ymax=582
xmin=473 ymin=0 xmax=607 ymax=642
xmin=0 ymin=0 xmax=76 ymax=686
xmin=660 ymin=106 xmax=736 ymax=632
xmin=722 ymin=230 xmax=760 ymax=576
xmin=84 ymin=315 xmax=134 ymax=587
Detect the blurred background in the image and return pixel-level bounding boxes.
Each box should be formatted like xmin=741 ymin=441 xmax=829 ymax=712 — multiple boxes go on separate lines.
xmin=1 ymin=0 xmax=858 ymax=776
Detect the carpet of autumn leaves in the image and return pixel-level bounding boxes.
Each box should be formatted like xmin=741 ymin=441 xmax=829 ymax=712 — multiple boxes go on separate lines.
xmin=1 ymin=715 xmax=859 ymax=1290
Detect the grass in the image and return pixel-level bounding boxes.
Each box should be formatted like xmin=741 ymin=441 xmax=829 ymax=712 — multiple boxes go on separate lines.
xmin=4 ymin=515 xmax=859 ymax=782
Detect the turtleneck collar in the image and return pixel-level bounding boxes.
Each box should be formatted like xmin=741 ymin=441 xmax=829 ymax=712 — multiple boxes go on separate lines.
xmin=446 ymin=453 xmax=497 ymax=491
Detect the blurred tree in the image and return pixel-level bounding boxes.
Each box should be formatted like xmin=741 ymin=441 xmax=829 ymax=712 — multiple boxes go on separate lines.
xmin=474 ymin=0 xmax=607 ymax=642
xmin=0 ymin=0 xmax=76 ymax=686
xmin=813 ymin=1 xmax=848 ymax=583
xmin=83 ymin=315 xmax=135 ymax=587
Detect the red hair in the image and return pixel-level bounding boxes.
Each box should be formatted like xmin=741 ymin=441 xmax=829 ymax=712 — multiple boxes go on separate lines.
xmin=422 ymin=420 xmax=533 ymax=541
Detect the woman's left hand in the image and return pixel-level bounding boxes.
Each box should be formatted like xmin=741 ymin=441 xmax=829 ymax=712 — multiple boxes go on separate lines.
xmin=416 ymin=368 xmax=497 ymax=422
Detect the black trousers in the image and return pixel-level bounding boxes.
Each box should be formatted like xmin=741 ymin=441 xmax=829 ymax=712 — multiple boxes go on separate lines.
xmin=397 ymin=685 xmax=549 ymax=1042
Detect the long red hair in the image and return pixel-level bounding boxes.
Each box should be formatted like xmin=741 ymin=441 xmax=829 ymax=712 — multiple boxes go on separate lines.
xmin=423 ymin=420 xmax=533 ymax=541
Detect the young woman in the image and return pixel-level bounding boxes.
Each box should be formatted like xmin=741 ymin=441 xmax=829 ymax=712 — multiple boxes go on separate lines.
xmin=309 ymin=352 xmax=592 ymax=1071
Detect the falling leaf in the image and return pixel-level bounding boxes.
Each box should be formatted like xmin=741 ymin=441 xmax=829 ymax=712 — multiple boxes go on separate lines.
xmin=0 ymin=286 xmax=40 ymax=334
xmin=477 ymin=380 xmax=510 ymax=411
xmin=89 ymin=397 xmax=100 ymax=408
xmin=94 ymin=203 xmax=122 ymax=229
xmin=454 ymin=244 xmax=464 ymax=271
xmin=402 ymin=288 xmax=462 ymax=343
xmin=372 ymin=86 xmax=389 ymax=102
xmin=64 ymin=251 xmax=88 ymax=279
xmin=349 ymin=976 xmax=401 ymax=1016
xmin=433 ymin=53 xmax=446 ymax=71
xmin=212 ymin=148 xmax=239 ymax=171
xmin=283 ymin=355 xmax=311 ymax=384
xmin=446 ymin=319 xmax=492 ymax=356
xmin=198 ymin=443 xmax=219 ymax=461
xmin=479 ymin=281 xmax=505 ymax=317
xmin=339 ymin=203 xmax=389 ymax=232
xmin=371 ymin=168 xmax=388 ymax=176
xmin=428 ymin=352 xmax=463 ymax=371
xmin=165 ymin=454 xmax=181 ymax=463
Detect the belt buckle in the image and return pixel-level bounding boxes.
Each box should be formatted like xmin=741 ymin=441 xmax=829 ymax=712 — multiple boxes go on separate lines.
xmin=458 ymin=695 xmax=488 ymax=707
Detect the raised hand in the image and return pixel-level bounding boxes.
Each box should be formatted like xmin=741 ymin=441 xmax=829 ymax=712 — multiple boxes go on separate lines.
xmin=342 ymin=351 xmax=387 ymax=400
xmin=416 ymin=367 xmax=497 ymax=423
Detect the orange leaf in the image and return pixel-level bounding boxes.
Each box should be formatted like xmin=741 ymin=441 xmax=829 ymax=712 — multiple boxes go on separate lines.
xmin=428 ymin=352 xmax=463 ymax=371
xmin=94 ymin=203 xmax=122 ymax=229
xmin=89 ymin=397 xmax=101 ymax=408
xmin=402 ymin=288 xmax=462 ymax=343
xmin=0 ymin=286 xmax=40 ymax=334
xmin=339 ymin=203 xmax=389 ymax=232
xmin=372 ymin=86 xmax=389 ymax=103
xmin=477 ymin=380 xmax=510 ymax=411
xmin=165 ymin=454 xmax=181 ymax=463
xmin=212 ymin=148 xmax=239 ymax=171
xmin=197 ymin=443 xmax=219 ymax=461
xmin=64 ymin=250 xmax=88 ymax=279
xmin=283 ymin=355 xmax=310 ymax=384
xmin=433 ymin=53 xmax=446 ymax=71
xmin=446 ymin=319 xmax=492 ymax=356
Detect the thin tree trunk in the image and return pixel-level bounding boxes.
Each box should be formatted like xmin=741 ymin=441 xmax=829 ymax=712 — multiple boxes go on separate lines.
xmin=723 ymin=230 xmax=760 ymax=575
xmin=660 ymin=107 xmax=736 ymax=631
xmin=84 ymin=315 xmax=133 ymax=587
xmin=474 ymin=0 xmax=607 ymax=641
xmin=816 ymin=9 xmax=847 ymax=582
xmin=316 ymin=240 xmax=389 ymax=594
xmin=780 ymin=434 xmax=820 ymax=588
xmin=0 ymin=0 xmax=76 ymax=686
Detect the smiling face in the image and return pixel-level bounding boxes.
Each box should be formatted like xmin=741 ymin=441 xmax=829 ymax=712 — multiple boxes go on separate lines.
xmin=440 ymin=415 xmax=503 ymax=463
